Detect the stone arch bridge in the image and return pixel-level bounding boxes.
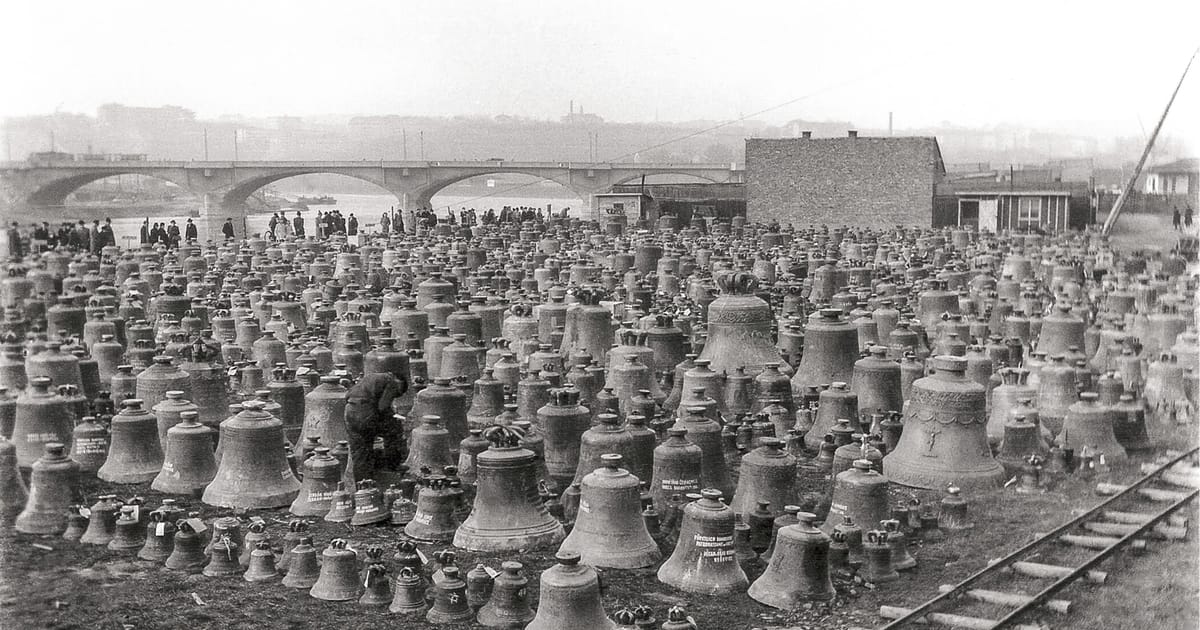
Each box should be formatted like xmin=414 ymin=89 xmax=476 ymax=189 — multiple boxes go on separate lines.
xmin=0 ymin=158 xmax=743 ymax=239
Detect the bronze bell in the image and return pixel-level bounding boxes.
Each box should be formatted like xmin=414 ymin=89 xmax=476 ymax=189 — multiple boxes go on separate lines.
xmin=883 ymin=518 xmax=917 ymax=570
xmin=1035 ymin=354 xmax=1078 ymax=435
xmin=152 ymin=410 xmax=217 ymax=495
xmin=290 ymin=446 xmax=340 ymax=516
xmin=792 ymin=308 xmax=858 ymax=399
xmin=310 ymin=538 xmax=361 ymax=601
xmin=676 ymin=406 xmax=734 ymax=500
xmin=882 ymin=356 xmax=1005 ymax=492
xmin=661 ymin=606 xmax=698 ymax=630
xmin=731 ymin=437 xmax=798 ymax=519
xmin=405 ymin=414 xmax=453 ymax=473
xmin=861 ymin=529 xmax=899 ymax=583
xmin=11 ymin=377 xmax=74 ymax=471
xmin=244 ymin=540 xmax=279 ymax=582
xmin=832 ymin=515 xmax=865 ymax=568
xmin=540 ymin=387 xmax=592 ymax=490
xmin=281 ymin=535 xmax=320 ymax=588
xmin=278 ymin=519 xmax=307 ymax=574
xmin=466 ymin=563 xmax=494 ymax=611
xmin=405 ymin=475 xmax=460 ymax=542
xmin=202 ymin=399 xmax=300 ymax=509
xmin=997 ymin=413 xmax=1049 ymax=476
xmin=1057 ymin=392 xmax=1127 ymax=464
xmin=657 ymin=488 xmax=749 ymax=595
xmin=746 ymin=500 xmax=775 ymax=554
xmin=699 ymin=271 xmax=790 ymax=377
xmin=302 ymin=376 xmax=351 ymax=449
xmin=938 ymin=485 xmax=972 ymax=531
xmin=650 ymin=427 xmax=702 ymax=515
xmin=0 ymin=436 xmax=27 ymax=528
xmin=605 ymin=354 xmax=660 ymax=417
xmin=526 ymin=550 xmax=616 ymax=630
xmin=454 ymin=425 xmax=565 ymax=552
xmin=1113 ymin=393 xmax=1153 ymax=453
xmin=324 ymin=481 xmax=356 ymax=522
xmin=477 ymin=560 xmax=535 ymax=628
xmin=351 ymin=479 xmax=390 ymax=526
xmin=15 ymin=442 xmax=80 ymax=535
xmin=164 ymin=520 xmax=207 ymax=572
xmin=427 ymin=565 xmax=475 ymax=624
xmin=137 ymin=511 xmax=176 ymax=562
xmin=107 ymin=505 xmax=145 ymax=553
xmin=360 ymin=563 xmax=392 ymax=607
xmin=822 ymin=459 xmax=889 ymax=537
xmin=760 ymin=504 xmax=800 ymax=562
xmin=560 ymin=453 xmax=661 ymax=568
xmin=203 ymin=534 xmax=244 ymax=577
xmin=239 ymin=520 xmax=270 ymax=566
xmin=62 ymin=506 xmax=87 ymax=541
xmin=98 ymin=399 xmax=164 ymax=484
xmin=389 ymin=566 xmax=429 ymax=615
xmin=806 ymin=382 xmax=860 ymax=450
xmin=749 ymin=511 xmax=835 ymax=608
xmin=69 ymin=415 xmax=109 ymax=474
xmin=851 ymin=345 xmax=903 ymax=420
xmin=411 ymin=377 xmax=469 ymax=450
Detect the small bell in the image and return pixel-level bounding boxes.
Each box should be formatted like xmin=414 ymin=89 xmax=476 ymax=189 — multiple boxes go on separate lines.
xmin=239 ymin=520 xmax=271 ymax=567
xmin=62 ymin=506 xmax=88 ymax=541
xmin=15 ymin=442 xmax=81 ymax=536
xmin=137 ymin=512 xmax=176 ymax=562
xmin=204 ymin=516 xmax=243 ymax=556
xmin=281 ymin=536 xmax=320 ymax=589
xmin=1016 ymin=455 xmax=1046 ymax=494
xmin=164 ymin=519 xmax=207 ymax=572
xmin=203 ymin=535 xmax=244 ymax=577
xmin=477 ymin=561 xmax=535 ymax=628
xmin=883 ymin=519 xmax=917 ymax=570
xmin=393 ymin=540 xmax=424 ymax=574
xmin=632 ymin=605 xmax=657 ymax=629
xmin=389 ymin=566 xmax=429 ymax=616
xmin=404 ymin=475 xmax=459 ymax=542
xmin=107 ymin=505 xmax=146 ymax=553
xmin=278 ymin=519 xmax=308 ymax=574
xmin=614 ymin=609 xmax=638 ymax=629
xmin=746 ymin=500 xmax=774 ymax=553
xmin=426 ymin=565 xmax=474 ymax=624
xmin=733 ymin=514 xmax=758 ymax=564
xmin=350 ymin=479 xmax=389 ymax=526
xmin=360 ymin=563 xmax=392 ymax=607
xmin=0 ymin=437 xmax=29 ymax=529
xmin=938 ymin=485 xmax=972 ymax=531
xmin=323 ymin=481 xmax=356 ymax=523
xmin=661 ymin=606 xmax=698 ymax=630
xmin=244 ymin=540 xmax=280 ymax=582
xmin=466 ymin=563 xmax=494 ymax=612
xmin=828 ymin=528 xmax=851 ymax=577
xmin=862 ymin=529 xmax=899 ymax=583
xmin=309 ymin=538 xmax=361 ymax=601
xmin=918 ymin=505 xmax=944 ymax=542
xmin=831 ymin=515 xmax=865 ymax=567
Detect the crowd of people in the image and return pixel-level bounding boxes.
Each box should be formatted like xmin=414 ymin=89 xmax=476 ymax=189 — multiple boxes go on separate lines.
xmin=139 ymin=218 xmax=197 ymax=248
xmin=4 ymin=219 xmax=118 ymax=256
xmin=1171 ymin=205 xmax=1194 ymax=230
xmin=411 ymin=205 xmax=569 ymax=229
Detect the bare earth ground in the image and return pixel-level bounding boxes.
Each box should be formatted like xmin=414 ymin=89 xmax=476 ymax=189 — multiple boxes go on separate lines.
xmin=1 ymin=215 xmax=1196 ymax=630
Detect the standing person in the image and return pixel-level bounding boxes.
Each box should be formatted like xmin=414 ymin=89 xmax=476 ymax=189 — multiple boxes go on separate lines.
xmin=139 ymin=219 xmax=150 ymax=244
xmin=273 ymin=215 xmax=291 ymax=241
xmin=167 ymin=220 xmax=181 ymax=248
xmin=1173 ymin=207 xmax=1182 ymax=230
xmin=268 ymin=213 xmax=279 ymax=241
xmin=101 ymin=218 xmax=116 ymax=248
xmin=5 ymin=222 xmax=22 ymax=258
xmin=1186 ymin=205 xmax=1194 ymax=229
xmin=184 ymin=218 xmax=198 ymax=242
xmin=293 ymin=211 xmax=305 ymax=238
xmin=222 ymin=218 xmax=235 ymax=240
xmin=73 ymin=221 xmax=90 ymax=251
xmin=348 ymin=213 xmax=359 ymax=238
xmin=380 ymin=211 xmax=390 ymax=235
xmin=32 ymin=222 xmax=49 ymax=253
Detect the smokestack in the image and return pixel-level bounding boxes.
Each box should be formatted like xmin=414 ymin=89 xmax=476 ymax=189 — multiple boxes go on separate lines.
xmin=848 ymin=130 xmax=858 ymax=139
xmin=801 ymin=131 xmax=812 ymax=139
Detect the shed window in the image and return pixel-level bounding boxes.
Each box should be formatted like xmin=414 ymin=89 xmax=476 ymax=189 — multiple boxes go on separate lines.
xmin=1016 ymin=197 xmax=1042 ymax=228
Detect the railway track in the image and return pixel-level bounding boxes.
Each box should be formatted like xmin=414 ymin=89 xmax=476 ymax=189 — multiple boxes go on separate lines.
xmin=878 ymin=447 xmax=1199 ymax=630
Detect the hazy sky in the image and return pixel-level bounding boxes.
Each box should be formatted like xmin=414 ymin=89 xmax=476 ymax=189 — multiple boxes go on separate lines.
xmin=3 ymin=0 xmax=1198 ymax=143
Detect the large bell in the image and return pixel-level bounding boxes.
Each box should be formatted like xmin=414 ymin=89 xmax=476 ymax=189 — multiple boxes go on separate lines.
xmin=404 ymin=474 xmax=459 ymax=542
xmin=301 ymin=376 xmax=350 ymax=451
xmin=405 ymin=414 xmax=452 ymax=472
xmin=822 ymin=459 xmax=890 ymax=536
xmin=562 ymin=287 xmax=615 ymax=367
xmin=1036 ymin=303 xmax=1086 ymax=358
xmin=657 ymin=488 xmax=749 ymax=595
xmin=1035 ymin=354 xmax=1078 ymax=435
xmin=0 ymin=436 xmax=28 ymax=527
xmin=851 ymin=345 xmax=903 ymax=417
xmin=748 ymin=511 xmax=834 ymax=608
xmin=675 ymin=406 xmax=733 ymax=499
xmin=730 ymin=438 xmax=798 ymax=519
xmin=11 ymin=376 xmax=74 ymax=471
xmin=310 ymin=539 xmax=361 ymax=601
xmin=202 ymin=400 xmax=300 ymax=509
xmin=1057 ymin=392 xmax=1127 ymax=464
xmin=571 ymin=413 xmax=636 ymax=486
xmin=805 ymin=382 xmax=860 ymax=450
xmin=539 ymin=387 xmax=591 ymax=490
xmin=698 ymin=270 xmax=790 ymax=377
xmin=650 ymin=426 xmax=702 ymax=514
xmin=411 ymin=377 xmax=469 ymax=449
xmin=882 ymin=356 xmax=1005 ymax=492
xmin=560 ymin=454 xmax=661 ymax=568
xmin=454 ymin=426 xmax=565 ymax=552
xmin=290 ymin=446 xmax=341 ymax=516
xmin=526 ymin=551 xmax=616 ymax=630
xmin=15 ymin=442 xmax=79 ymax=535
xmin=605 ymin=354 xmax=661 ymax=417
xmin=477 ymin=561 xmax=535 ymax=628
xmin=152 ymin=410 xmax=217 ymax=495
xmin=791 ymin=309 xmax=858 ymax=399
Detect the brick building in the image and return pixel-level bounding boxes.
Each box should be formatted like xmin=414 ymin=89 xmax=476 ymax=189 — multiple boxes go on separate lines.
xmin=745 ymin=132 xmax=946 ymax=227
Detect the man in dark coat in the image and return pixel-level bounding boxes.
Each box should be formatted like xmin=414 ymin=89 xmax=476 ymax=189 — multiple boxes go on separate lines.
xmin=222 ymin=218 xmax=235 ymax=240
xmin=139 ymin=219 xmax=150 ymax=244
xmin=348 ymin=213 xmax=358 ymax=236
xmin=100 ymin=219 xmax=115 ymax=248
xmin=344 ymin=373 xmax=408 ymax=482
xmin=184 ymin=218 xmax=198 ymax=241
xmin=293 ymin=211 xmax=305 ymax=237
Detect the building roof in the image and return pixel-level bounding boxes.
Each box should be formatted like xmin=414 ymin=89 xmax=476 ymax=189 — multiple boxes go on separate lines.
xmin=1147 ymin=158 xmax=1199 ymax=175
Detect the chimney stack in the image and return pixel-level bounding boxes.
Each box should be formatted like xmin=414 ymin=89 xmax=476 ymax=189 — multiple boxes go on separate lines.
xmin=801 ymin=131 xmax=812 ymax=139
xmin=848 ymin=130 xmax=858 ymax=139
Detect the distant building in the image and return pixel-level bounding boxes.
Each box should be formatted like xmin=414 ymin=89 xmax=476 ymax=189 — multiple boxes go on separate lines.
xmin=745 ymin=132 xmax=946 ymax=226
xmin=1144 ymin=158 xmax=1198 ymax=196
xmin=609 ymin=182 xmax=745 ymax=224
xmin=593 ymin=191 xmax=651 ymax=225
xmin=934 ymin=179 xmax=1093 ymax=232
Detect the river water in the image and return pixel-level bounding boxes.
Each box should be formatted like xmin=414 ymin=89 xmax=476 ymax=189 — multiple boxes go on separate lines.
xmin=95 ymin=192 xmax=580 ymax=245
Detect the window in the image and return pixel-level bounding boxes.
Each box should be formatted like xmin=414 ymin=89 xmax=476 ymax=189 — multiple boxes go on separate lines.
xmin=1016 ymin=196 xmax=1042 ymax=229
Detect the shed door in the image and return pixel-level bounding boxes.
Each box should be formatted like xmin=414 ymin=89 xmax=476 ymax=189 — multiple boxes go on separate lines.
xmin=979 ymin=199 xmax=999 ymax=232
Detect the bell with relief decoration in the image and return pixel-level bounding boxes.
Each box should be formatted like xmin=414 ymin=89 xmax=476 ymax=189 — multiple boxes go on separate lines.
xmin=454 ymin=425 xmax=565 ymax=552
xmin=699 ymin=271 xmax=791 ymax=377
xmin=882 ymin=356 xmax=1005 ymax=492
xmin=559 ymin=454 xmax=661 ymax=568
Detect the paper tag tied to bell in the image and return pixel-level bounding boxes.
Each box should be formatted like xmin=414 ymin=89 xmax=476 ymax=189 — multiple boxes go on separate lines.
xmin=185 ymin=517 xmax=207 ymax=533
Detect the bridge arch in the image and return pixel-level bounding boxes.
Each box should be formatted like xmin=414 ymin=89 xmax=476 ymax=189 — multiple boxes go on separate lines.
xmin=412 ymin=169 xmax=593 ymax=210
xmin=220 ymin=170 xmax=401 ymax=210
xmin=27 ymin=170 xmax=196 ymax=207
xmin=609 ymin=171 xmax=723 ymax=187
